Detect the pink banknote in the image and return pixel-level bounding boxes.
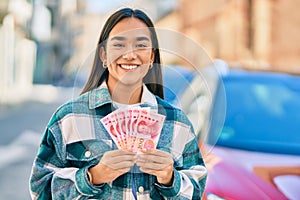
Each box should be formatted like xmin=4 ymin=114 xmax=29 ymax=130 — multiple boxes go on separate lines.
xmin=100 ymin=107 xmax=165 ymax=151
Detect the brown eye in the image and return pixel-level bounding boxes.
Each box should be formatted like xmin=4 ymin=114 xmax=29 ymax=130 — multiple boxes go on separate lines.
xmin=136 ymin=44 xmax=147 ymax=48
xmin=113 ymin=43 xmax=125 ymax=47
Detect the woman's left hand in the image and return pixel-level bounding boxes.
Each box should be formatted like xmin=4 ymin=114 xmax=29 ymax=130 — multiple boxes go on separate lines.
xmin=136 ymin=149 xmax=174 ymax=186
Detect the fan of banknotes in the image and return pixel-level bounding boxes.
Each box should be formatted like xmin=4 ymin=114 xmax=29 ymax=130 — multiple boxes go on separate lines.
xmin=100 ymin=107 xmax=165 ymax=152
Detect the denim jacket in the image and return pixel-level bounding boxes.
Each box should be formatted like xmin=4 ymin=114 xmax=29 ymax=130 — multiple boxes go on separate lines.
xmin=29 ymin=84 xmax=207 ymax=199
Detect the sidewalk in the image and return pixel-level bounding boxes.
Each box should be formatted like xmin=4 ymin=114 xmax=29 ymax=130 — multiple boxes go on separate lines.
xmin=0 ymin=84 xmax=81 ymax=106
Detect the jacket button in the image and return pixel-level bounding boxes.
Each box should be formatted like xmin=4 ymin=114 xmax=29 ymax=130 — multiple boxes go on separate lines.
xmin=85 ymin=151 xmax=91 ymax=158
xmin=138 ymin=186 xmax=144 ymax=193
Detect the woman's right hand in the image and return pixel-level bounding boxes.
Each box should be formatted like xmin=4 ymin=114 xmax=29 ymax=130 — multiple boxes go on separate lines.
xmin=88 ymin=150 xmax=136 ymax=185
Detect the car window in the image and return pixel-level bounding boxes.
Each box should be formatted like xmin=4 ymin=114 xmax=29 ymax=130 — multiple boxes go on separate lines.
xmin=162 ymin=66 xmax=196 ymax=105
xmin=211 ymin=71 xmax=300 ymax=155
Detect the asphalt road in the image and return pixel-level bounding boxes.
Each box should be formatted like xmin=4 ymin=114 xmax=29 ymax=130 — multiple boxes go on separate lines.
xmin=0 ymin=86 xmax=74 ymax=199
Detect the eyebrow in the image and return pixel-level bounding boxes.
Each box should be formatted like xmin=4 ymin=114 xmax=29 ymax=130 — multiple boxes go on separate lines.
xmin=136 ymin=36 xmax=150 ymax=41
xmin=110 ymin=36 xmax=150 ymax=42
xmin=110 ymin=36 xmax=126 ymax=41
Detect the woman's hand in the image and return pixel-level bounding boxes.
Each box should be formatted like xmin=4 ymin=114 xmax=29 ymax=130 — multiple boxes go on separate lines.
xmin=136 ymin=149 xmax=174 ymax=186
xmin=88 ymin=150 xmax=136 ymax=185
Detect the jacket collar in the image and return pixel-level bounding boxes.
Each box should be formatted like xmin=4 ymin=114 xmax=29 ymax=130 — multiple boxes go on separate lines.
xmin=88 ymin=83 xmax=112 ymax=109
xmin=88 ymin=82 xmax=158 ymax=110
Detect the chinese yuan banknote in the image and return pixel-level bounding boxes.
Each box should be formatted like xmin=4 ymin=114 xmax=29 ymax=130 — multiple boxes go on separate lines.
xmin=100 ymin=107 xmax=165 ymax=151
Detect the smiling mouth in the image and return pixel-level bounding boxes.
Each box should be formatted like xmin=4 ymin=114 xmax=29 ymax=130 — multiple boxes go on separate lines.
xmin=119 ymin=64 xmax=139 ymax=70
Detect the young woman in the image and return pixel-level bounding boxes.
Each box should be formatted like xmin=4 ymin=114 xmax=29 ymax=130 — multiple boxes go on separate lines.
xmin=29 ymin=8 xmax=207 ymax=199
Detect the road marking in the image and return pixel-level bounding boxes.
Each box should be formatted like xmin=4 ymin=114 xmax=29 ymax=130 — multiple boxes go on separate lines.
xmin=0 ymin=130 xmax=41 ymax=169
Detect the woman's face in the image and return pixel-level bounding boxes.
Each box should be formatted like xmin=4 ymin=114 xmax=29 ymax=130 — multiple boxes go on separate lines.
xmin=101 ymin=17 xmax=154 ymax=88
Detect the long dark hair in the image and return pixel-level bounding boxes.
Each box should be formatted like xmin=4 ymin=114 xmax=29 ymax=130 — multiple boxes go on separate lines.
xmin=80 ymin=8 xmax=164 ymax=99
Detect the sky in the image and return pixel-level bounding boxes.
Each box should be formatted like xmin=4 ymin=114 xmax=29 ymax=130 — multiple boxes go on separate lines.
xmin=85 ymin=0 xmax=178 ymax=21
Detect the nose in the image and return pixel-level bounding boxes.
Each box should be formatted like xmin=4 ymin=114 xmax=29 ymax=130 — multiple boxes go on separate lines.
xmin=122 ymin=49 xmax=137 ymax=60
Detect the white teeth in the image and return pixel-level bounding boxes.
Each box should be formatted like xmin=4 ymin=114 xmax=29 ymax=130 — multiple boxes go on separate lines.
xmin=120 ymin=65 xmax=138 ymax=70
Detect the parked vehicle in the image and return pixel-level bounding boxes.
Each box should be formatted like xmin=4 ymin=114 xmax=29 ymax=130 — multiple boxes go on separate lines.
xmin=162 ymin=64 xmax=300 ymax=200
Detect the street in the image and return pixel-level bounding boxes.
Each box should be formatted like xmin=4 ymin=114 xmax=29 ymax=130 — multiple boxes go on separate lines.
xmin=0 ymin=86 xmax=75 ymax=199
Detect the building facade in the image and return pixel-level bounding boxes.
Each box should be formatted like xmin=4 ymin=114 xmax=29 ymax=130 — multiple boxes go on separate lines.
xmin=159 ymin=0 xmax=300 ymax=73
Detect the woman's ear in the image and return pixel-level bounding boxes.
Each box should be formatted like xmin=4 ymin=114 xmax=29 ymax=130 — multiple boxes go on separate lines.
xmin=100 ymin=46 xmax=107 ymax=65
xmin=150 ymin=49 xmax=156 ymax=63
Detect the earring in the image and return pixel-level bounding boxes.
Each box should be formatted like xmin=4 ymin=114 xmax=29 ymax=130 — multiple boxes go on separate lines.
xmin=149 ymin=63 xmax=153 ymax=69
xmin=102 ymin=63 xmax=107 ymax=68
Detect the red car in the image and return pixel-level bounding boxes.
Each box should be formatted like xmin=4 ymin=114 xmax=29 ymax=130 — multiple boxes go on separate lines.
xmin=162 ymin=64 xmax=300 ymax=200
xmin=202 ymin=68 xmax=300 ymax=200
